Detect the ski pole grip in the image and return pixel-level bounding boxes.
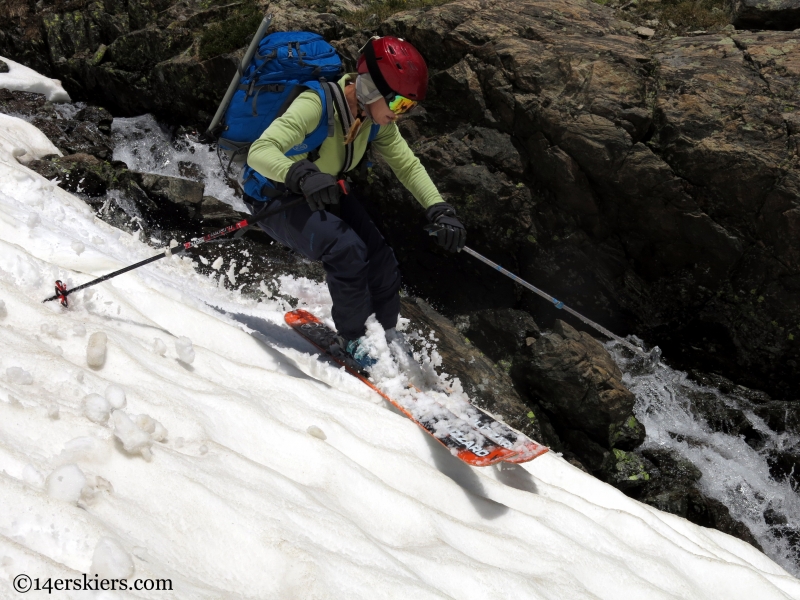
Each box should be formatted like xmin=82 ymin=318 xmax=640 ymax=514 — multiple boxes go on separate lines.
xmin=424 ymin=224 xmax=441 ymax=236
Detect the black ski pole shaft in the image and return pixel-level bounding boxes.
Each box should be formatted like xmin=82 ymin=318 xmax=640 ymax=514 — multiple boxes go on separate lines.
xmin=43 ymin=196 xmax=304 ymax=305
xmin=460 ymin=245 xmax=653 ymax=358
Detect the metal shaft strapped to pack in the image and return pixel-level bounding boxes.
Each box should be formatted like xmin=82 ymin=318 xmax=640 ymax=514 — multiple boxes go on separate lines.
xmin=205 ymin=14 xmax=274 ymax=142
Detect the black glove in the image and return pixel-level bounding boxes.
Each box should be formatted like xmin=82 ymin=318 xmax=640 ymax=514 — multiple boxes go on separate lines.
xmin=425 ymin=202 xmax=466 ymax=253
xmin=285 ymin=159 xmax=341 ymax=211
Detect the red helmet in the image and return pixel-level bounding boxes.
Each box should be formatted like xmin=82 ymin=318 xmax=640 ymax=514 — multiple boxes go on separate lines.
xmin=356 ymin=37 xmax=428 ymax=101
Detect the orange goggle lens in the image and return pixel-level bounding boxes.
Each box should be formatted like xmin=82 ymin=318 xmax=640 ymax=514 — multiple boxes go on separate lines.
xmin=387 ymin=95 xmax=417 ymax=115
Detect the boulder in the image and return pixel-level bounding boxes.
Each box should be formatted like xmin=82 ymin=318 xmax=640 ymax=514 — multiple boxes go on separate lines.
xmin=199 ymin=195 xmax=246 ymax=227
xmin=27 ymin=153 xmax=118 ymax=196
xmin=513 ymin=319 xmax=645 ymax=450
xmin=730 ymin=0 xmax=800 ymax=31
xmin=133 ymin=172 xmax=205 ymax=210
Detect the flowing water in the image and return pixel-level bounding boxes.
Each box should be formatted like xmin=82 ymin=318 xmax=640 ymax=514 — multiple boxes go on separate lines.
xmin=606 ymin=339 xmax=800 ymax=577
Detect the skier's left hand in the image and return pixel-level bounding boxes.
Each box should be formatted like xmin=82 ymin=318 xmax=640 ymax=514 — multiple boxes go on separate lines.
xmin=425 ymin=202 xmax=466 ymax=253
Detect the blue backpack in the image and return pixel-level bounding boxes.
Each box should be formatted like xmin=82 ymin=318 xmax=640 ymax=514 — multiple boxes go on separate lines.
xmin=217 ymin=31 xmax=379 ymax=201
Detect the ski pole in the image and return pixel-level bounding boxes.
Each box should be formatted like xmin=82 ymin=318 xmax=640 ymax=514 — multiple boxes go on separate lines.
xmin=203 ymin=13 xmax=274 ymax=140
xmin=43 ymin=196 xmax=305 ymax=307
xmin=458 ymin=243 xmax=658 ymax=360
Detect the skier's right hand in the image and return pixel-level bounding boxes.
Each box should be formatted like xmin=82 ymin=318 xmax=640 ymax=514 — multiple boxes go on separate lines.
xmin=286 ymin=159 xmax=341 ymax=211
xmin=425 ymin=202 xmax=466 ymax=253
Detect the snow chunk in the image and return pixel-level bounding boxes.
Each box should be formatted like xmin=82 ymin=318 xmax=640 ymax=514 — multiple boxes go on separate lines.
xmin=175 ymin=336 xmax=195 ymax=364
xmin=0 ymin=299 xmax=6 ymax=319
xmin=90 ymin=537 xmax=134 ymax=580
xmin=152 ymin=337 xmax=167 ymax=356
xmin=73 ymin=323 xmax=86 ymax=336
xmin=6 ymin=366 xmax=32 ymax=385
xmin=26 ymin=212 xmax=40 ymax=228
xmin=71 ymin=241 xmax=85 ymax=255
xmin=211 ymin=256 xmax=224 ymax=270
xmin=134 ymin=414 xmax=168 ymax=442
xmin=104 ymin=384 xmax=126 ymax=409
xmin=307 ymin=425 xmax=327 ymax=441
xmin=22 ymin=464 xmax=45 ymax=488
xmin=86 ymin=332 xmax=107 ymax=368
xmin=46 ymin=464 xmax=86 ymax=504
xmin=0 ymin=57 xmax=71 ymax=102
xmin=82 ymin=393 xmax=110 ymax=424
xmin=111 ymin=410 xmax=166 ymax=461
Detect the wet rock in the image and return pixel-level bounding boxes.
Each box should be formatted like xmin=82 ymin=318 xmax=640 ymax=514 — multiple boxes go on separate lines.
xmin=0 ymin=59 xmax=8 ymax=73
xmin=455 ymin=308 xmax=540 ymax=364
xmin=179 ymin=160 xmax=204 ymax=182
xmin=730 ymin=0 xmax=800 ymax=31
xmin=609 ymin=415 xmax=646 ymax=451
xmin=559 ymin=428 xmax=612 ymax=473
xmin=603 ymin=448 xmax=654 ymax=492
xmin=133 ymin=172 xmax=205 ymax=214
xmin=681 ymin=388 xmax=760 ymax=439
xmin=634 ymin=448 xmax=761 ymax=550
xmin=199 ymin=196 xmax=246 ymax=228
xmin=513 ymin=319 xmax=644 ymax=449
xmin=31 ymin=115 xmax=115 ymax=159
xmin=752 ymin=401 xmax=800 ymax=436
xmin=766 ymin=449 xmax=800 ymax=491
xmin=0 ymin=89 xmax=115 ymax=159
xmin=0 ymin=88 xmax=56 ymax=119
xmin=27 ymin=153 xmax=118 ymax=196
xmin=688 ymin=494 xmax=763 ymax=551
xmin=636 ymin=449 xmax=699 ymax=517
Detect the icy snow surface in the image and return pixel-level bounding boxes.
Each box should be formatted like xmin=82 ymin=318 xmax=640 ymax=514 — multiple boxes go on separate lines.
xmin=0 ymin=71 xmax=799 ymax=599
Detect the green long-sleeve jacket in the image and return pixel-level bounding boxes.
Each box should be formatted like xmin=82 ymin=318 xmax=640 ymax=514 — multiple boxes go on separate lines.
xmin=247 ymin=74 xmax=444 ymax=209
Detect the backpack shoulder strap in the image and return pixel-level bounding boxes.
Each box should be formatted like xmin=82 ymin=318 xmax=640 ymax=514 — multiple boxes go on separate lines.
xmin=317 ymin=80 xmax=336 ymax=138
xmin=325 ymin=80 xmax=355 ymax=177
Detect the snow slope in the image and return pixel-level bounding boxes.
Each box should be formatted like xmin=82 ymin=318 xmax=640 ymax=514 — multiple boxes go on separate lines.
xmin=1 ymin=66 xmax=800 ymax=600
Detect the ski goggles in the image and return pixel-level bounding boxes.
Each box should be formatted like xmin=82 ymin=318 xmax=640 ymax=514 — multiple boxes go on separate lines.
xmin=386 ymin=93 xmax=417 ymax=115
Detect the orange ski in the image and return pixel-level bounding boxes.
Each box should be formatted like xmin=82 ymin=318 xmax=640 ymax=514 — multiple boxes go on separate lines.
xmin=285 ymin=309 xmax=520 ymax=467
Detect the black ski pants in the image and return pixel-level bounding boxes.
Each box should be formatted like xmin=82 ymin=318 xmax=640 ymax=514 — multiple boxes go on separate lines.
xmin=245 ymin=190 xmax=401 ymax=341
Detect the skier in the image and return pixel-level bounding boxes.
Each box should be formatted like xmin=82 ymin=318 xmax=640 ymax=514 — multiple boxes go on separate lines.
xmin=245 ymin=36 xmax=465 ymax=368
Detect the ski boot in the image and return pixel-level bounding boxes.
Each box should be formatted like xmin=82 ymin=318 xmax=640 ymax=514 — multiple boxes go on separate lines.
xmin=330 ymin=335 xmax=377 ymax=372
